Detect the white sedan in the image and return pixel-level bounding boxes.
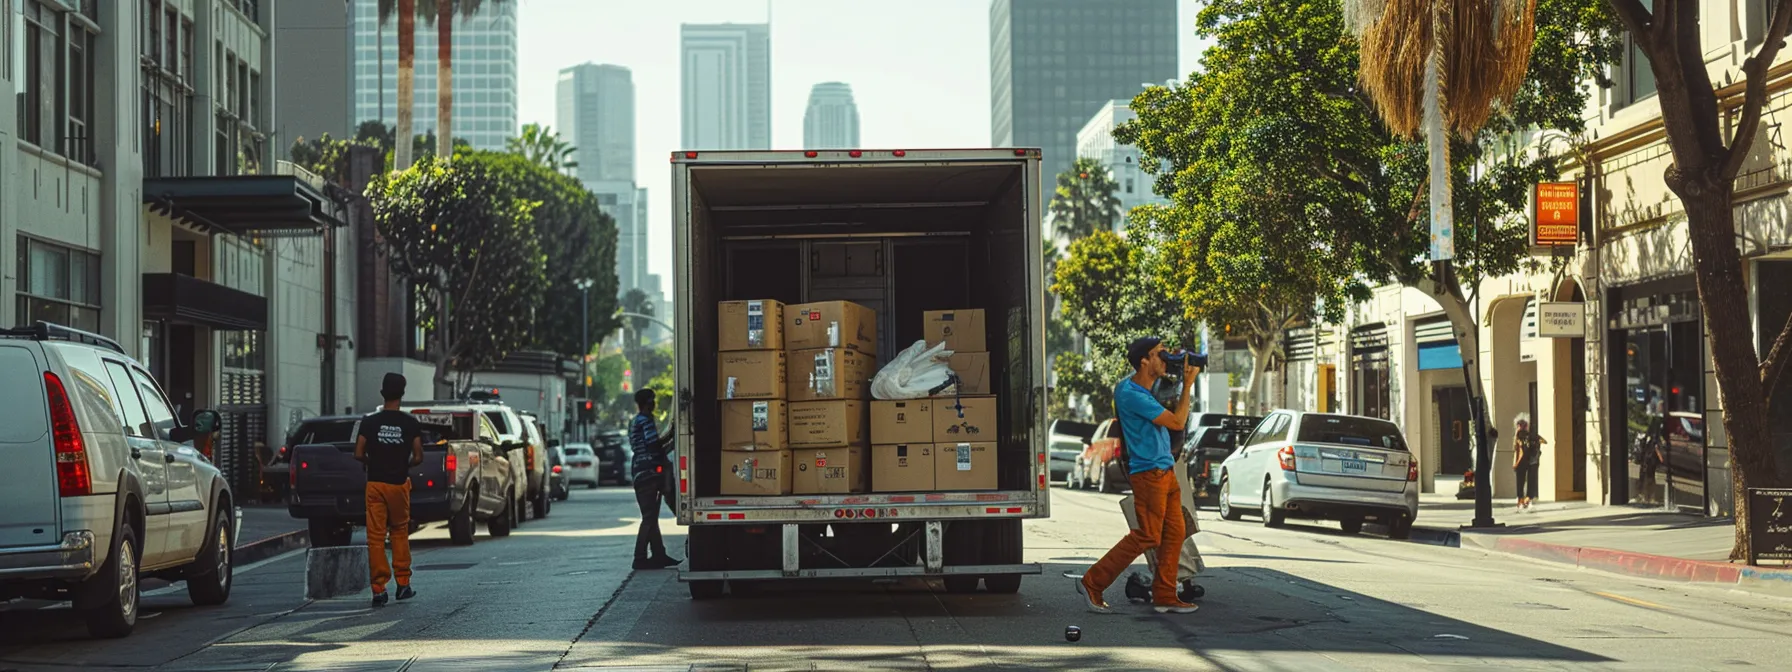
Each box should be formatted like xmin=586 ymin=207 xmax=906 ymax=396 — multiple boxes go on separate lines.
xmin=560 ymin=443 xmax=601 ymax=488
xmin=1216 ymin=411 xmax=1419 ymax=538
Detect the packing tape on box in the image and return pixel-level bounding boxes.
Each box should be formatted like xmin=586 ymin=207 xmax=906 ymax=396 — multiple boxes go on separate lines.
xmin=811 ymin=350 xmax=837 ymax=397
xmin=746 ymin=300 xmax=766 ymax=348
xmin=752 ymin=401 xmax=769 ymax=433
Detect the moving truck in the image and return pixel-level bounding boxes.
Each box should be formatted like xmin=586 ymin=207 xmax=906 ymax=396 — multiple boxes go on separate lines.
xmin=672 ymin=148 xmax=1051 ymax=599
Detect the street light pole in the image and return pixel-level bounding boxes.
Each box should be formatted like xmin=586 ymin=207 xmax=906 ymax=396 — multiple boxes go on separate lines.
xmin=576 ymin=278 xmax=593 ymax=442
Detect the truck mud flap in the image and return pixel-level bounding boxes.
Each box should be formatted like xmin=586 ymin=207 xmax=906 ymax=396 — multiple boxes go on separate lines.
xmin=676 ymin=563 xmax=1041 ymax=582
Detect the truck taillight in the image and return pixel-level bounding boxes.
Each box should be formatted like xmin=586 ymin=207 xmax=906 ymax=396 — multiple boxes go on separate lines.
xmin=1278 ymin=446 xmax=1296 ymax=471
xmin=525 ymin=445 xmax=535 ymax=472
xmin=445 ymin=454 xmax=457 ymax=480
xmin=1408 ymin=459 xmax=1419 ymax=482
xmin=44 ymin=372 xmax=91 ymax=497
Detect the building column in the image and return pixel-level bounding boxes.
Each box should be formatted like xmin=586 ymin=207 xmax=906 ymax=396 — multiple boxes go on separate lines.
xmin=97 ymin=0 xmax=146 ymax=352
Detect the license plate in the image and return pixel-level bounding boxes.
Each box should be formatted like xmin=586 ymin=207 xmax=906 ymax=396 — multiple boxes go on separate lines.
xmin=1342 ymin=458 xmax=1368 ymax=473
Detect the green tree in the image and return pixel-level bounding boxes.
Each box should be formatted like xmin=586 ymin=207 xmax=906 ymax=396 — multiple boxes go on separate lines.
xmin=1049 ymin=157 xmax=1124 ymax=240
xmin=1606 ymin=0 xmax=1792 ymax=557
xmin=288 ymin=133 xmax=371 ymax=185
xmin=507 ymin=123 xmax=579 ymax=175
xmin=367 ymin=155 xmax=547 ymax=391
xmin=1050 ymin=230 xmax=1202 ymax=420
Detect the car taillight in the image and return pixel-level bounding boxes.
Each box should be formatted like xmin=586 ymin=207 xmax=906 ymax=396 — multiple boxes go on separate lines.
xmin=1278 ymin=446 xmax=1296 ymax=471
xmin=44 ymin=372 xmax=91 ymax=497
xmin=1408 ymin=459 xmax=1419 ymax=482
xmin=552 ymin=465 xmax=563 ymax=474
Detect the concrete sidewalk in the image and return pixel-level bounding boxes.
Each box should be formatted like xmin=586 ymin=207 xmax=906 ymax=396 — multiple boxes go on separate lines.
xmin=1402 ymin=490 xmax=1792 ymax=597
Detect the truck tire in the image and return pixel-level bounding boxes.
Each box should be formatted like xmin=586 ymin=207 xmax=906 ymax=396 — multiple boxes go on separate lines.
xmin=533 ymin=484 xmax=550 ymax=519
xmin=186 ymin=506 xmax=234 ymax=606
xmin=941 ymin=521 xmax=981 ymax=594
xmin=449 ymin=492 xmax=477 ymax=546
xmin=78 ymin=523 xmax=139 ymax=639
xmin=489 ymin=491 xmax=514 ymax=537
xmin=980 ymin=519 xmax=1024 ymax=594
xmin=687 ymin=526 xmax=725 ymax=600
xmin=308 ymin=518 xmax=352 ymax=547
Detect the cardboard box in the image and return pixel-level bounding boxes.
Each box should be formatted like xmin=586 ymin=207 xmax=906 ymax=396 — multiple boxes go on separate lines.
xmin=718 ymin=350 xmax=787 ymax=400
xmin=719 ymin=450 xmax=792 ymax=496
xmin=788 ymin=400 xmax=869 ymax=448
xmin=718 ymin=300 xmax=785 ymax=351
xmin=935 ymin=442 xmax=998 ymax=490
xmin=720 ymin=400 xmax=786 ymax=451
xmin=872 ymin=443 xmax=936 ymax=492
xmin=871 ymin=399 xmax=934 ymax=445
xmin=787 ymin=301 xmax=878 ymax=352
xmin=932 ymin=395 xmax=998 ymax=443
xmin=924 ymin=309 xmax=986 ymax=353
xmin=792 ymin=446 xmax=867 ymax=494
xmin=788 ymin=347 xmax=877 ymax=401
xmin=945 ymin=352 xmax=991 ymax=395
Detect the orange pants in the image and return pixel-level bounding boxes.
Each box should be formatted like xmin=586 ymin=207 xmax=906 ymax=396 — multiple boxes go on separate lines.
xmin=365 ymin=481 xmax=412 ymax=593
xmin=1085 ymin=468 xmax=1184 ymax=603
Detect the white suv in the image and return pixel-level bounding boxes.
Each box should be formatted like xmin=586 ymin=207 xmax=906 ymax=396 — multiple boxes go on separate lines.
xmin=0 ymin=323 xmax=237 ymax=638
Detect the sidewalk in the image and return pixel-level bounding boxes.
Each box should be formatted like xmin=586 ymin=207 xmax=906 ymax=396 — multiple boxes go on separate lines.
xmin=235 ymin=504 xmax=307 ymax=565
xmin=1398 ymin=488 xmax=1792 ymax=598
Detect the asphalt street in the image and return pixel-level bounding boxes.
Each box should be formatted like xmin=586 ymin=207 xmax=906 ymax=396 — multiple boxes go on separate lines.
xmin=4 ymin=485 xmax=1791 ymax=671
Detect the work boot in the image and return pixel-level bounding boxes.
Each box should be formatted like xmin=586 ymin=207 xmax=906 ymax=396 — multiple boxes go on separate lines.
xmin=395 ymin=585 xmax=416 ymax=601
xmin=371 ymin=591 xmax=389 ymax=608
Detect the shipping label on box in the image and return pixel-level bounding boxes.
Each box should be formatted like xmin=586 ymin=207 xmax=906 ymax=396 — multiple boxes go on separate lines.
xmin=788 ymin=347 xmax=877 ymax=401
xmin=923 ymin=309 xmax=986 ymax=353
xmin=935 ymin=442 xmax=997 ymax=490
xmin=719 ymin=300 xmax=785 ymax=351
xmin=932 ymin=395 xmax=997 ymax=443
xmin=871 ymin=399 xmax=934 ymax=445
xmin=872 ymin=444 xmax=936 ymax=492
xmin=787 ymin=301 xmax=878 ymax=352
xmin=792 ymin=446 xmax=867 ymax=494
xmin=718 ymin=350 xmax=787 ymax=400
xmin=721 ymin=400 xmax=786 ymax=451
xmin=945 ymin=352 xmax=990 ymax=395
xmin=719 ymin=450 xmax=792 ymax=496
xmin=788 ymin=400 xmax=869 ymax=448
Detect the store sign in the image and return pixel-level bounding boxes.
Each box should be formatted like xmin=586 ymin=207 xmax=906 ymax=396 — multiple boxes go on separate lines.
xmin=1746 ymin=487 xmax=1792 ymax=564
xmin=1532 ymin=182 xmax=1580 ymax=248
xmin=1537 ymin=302 xmax=1585 ymax=338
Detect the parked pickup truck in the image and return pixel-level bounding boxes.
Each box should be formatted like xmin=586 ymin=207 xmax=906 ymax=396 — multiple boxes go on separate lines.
xmin=287 ymin=408 xmax=522 ymax=546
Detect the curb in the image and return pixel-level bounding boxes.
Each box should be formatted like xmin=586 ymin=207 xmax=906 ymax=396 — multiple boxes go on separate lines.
xmin=1404 ymin=524 xmax=1792 ymax=597
xmin=235 ymin=529 xmax=309 ymax=566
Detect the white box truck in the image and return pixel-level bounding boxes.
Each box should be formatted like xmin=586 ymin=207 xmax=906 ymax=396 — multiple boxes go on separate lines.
xmin=671 ymin=148 xmax=1051 ymax=599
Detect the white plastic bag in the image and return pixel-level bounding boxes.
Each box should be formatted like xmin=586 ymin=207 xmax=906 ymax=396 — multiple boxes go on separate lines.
xmin=871 ymin=340 xmax=956 ymax=400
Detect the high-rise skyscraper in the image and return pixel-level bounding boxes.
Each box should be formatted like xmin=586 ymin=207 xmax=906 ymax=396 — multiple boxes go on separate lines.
xmin=351 ymin=0 xmax=519 ymax=150
xmin=803 ymin=82 xmax=861 ymax=149
xmin=680 ymin=23 xmax=772 ymax=150
xmin=989 ymin=0 xmax=1178 ymax=211
xmin=557 ymin=63 xmax=645 ymax=299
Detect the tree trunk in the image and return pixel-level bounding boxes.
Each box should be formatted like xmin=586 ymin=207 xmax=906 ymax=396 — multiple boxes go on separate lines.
xmin=1673 ymin=181 xmax=1782 ymax=560
xmin=1244 ymin=329 xmax=1282 ymax=416
xmin=436 ymin=1 xmax=453 ymax=160
xmin=1416 ymin=269 xmax=1496 ymax=524
xmin=395 ymin=0 xmax=416 ymax=170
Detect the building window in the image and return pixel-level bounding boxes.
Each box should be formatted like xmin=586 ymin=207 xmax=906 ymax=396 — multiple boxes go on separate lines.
xmin=143 ymin=11 xmax=192 ymax=177
xmin=16 ymin=237 xmax=102 ymax=333
xmin=17 ymin=1 xmax=98 ymax=165
xmin=1615 ymin=31 xmax=1657 ymax=109
xmin=1125 ymin=178 xmax=1134 ymax=194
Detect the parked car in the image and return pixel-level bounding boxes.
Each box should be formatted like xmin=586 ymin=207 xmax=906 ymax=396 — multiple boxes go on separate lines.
xmin=1048 ymin=419 xmax=1095 ymax=484
xmin=288 ymin=408 xmax=522 ymax=546
xmin=1216 ymin=411 xmax=1418 ymax=538
xmin=593 ymin=431 xmax=633 ymax=485
xmin=561 ymin=443 xmax=601 ymax=488
xmin=0 ymin=322 xmax=237 ymax=638
xmin=1072 ymin=418 xmax=1129 ymax=493
xmin=407 ymin=400 xmax=546 ymax=523
xmin=547 ymin=446 xmax=570 ymax=501
xmin=1180 ymin=414 xmax=1263 ymax=507
xmin=517 ymin=410 xmax=552 ymax=519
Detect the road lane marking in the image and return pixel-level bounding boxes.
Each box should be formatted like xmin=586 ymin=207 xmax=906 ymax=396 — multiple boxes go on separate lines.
xmin=1592 ymin=591 xmax=1668 ymax=610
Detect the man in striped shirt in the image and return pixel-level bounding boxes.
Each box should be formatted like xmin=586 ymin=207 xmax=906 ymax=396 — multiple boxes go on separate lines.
xmin=630 ymin=388 xmax=679 ymax=570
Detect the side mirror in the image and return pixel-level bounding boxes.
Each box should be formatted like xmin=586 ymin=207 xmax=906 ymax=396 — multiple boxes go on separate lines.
xmin=168 ymin=426 xmax=195 ymax=443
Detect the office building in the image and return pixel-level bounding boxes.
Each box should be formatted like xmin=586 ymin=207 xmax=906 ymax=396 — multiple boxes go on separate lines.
xmin=557 ymin=63 xmax=636 ymax=183
xmin=803 ymin=82 xmax=861 ymax=149
xmin=990 ymin=0 xmax=1178 ymax=210
xmin=680 ymin=23 xmax=771 ymax=150
xmin=351 ymin=0 xmax=519 ymax=150
xmin=1075 ymin=101 xmax=1166 ymax=233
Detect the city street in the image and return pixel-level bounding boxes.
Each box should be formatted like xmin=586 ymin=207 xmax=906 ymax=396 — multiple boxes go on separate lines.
xmin=2 ymin=487 xmax=1790 ymax=670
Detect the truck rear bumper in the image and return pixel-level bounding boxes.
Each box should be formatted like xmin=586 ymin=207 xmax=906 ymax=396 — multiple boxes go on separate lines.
xmin=678 ymin=563 xmax=1041 ymax=582
xmin=0 ymin=531 xmax=96 ymax=580
xmin=685 ymin=491 xmax=1042 ymax=524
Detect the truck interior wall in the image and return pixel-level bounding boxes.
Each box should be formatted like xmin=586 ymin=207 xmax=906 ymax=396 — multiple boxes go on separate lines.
xmin=686 ymin=162 xmax=1040 ymax=498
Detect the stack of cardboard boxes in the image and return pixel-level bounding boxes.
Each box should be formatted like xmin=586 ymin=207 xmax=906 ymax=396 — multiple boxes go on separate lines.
xmin=869 ymin=309 xmax=999 ymax=492
xmin=718 ymin=299 xmax=879 ymax=496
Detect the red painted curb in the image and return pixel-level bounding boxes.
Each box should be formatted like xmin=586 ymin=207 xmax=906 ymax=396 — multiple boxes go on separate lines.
xmin=1490 ymin=537 xmax=1751 ymax=584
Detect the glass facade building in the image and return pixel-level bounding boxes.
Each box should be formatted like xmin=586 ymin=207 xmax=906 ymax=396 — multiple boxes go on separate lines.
xmin=351 ymin=0 xmax=518 ymax=150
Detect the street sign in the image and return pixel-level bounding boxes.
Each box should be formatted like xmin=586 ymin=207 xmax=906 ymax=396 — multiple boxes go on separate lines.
xmin=1746 ymin=487 xmax=1792 ymax=565
xmin=1532 ymin=182 xmax=1580 ymax=248
xmin=1537 ymin=302 xmax=1585 ymax=338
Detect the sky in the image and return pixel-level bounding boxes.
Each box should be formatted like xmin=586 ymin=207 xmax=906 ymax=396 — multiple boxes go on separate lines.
xmin=514 ymin=0 xmax=1212 ymax=284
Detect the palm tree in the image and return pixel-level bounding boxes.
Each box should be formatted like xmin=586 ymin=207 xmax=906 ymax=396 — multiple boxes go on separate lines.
xmin=1049 ymin=158 xmax=1123 ymax=240
xmin=380 ymin=0 xmax=509 ymax=167
xmin=377 ymin=0 xmax=418 ymax=169
xmin=507 ymin=123 xmax=579 ymax=174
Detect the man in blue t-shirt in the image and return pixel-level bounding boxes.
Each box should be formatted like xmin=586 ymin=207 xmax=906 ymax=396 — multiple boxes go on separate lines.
xmin=1077 ymin=337 xmax=1200 ymax=614
xmin=629 ymin=388 xmax=680 ymax=570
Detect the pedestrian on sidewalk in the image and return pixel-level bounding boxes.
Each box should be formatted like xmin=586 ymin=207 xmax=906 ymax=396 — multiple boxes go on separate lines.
xmin=630 ymin=389 xmax=681 ymax=570
xmin=1077 ymin=337 xmax=1200 ymax=615
xmin=1513 ymin=413 xmax=1546 ymax=510
xmin=355 ymin=372 xmax=423 ymax=607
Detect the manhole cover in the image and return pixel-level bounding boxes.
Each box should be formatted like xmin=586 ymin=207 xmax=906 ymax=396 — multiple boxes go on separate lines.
xmin=415 ymin=563 xmax=477 ymax=571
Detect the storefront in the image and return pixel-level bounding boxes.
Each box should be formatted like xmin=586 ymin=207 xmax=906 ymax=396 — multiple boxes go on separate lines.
xmin=1606 ymin=277 xmax=1706 ymax=512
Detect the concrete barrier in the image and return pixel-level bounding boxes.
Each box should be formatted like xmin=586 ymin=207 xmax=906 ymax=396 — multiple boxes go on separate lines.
xmin=305 ymin=545 xmax=369 ymax=600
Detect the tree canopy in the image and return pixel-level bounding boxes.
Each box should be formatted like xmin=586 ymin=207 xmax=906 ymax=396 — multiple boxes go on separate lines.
xmin=1049 ymin=158 xmax=1124 ymax=240
xmin=507 ymin=123 xmax=579 ymax=175
xmin=1050 ymin=230 xmax=1201 ymax=420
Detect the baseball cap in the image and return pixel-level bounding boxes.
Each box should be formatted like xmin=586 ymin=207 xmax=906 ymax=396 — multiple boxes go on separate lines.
xmin=1126 ymin=336 xmax=1163 ymax=370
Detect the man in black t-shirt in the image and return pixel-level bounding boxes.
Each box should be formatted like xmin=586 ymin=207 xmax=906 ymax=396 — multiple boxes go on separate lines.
xmin=355 ymin=372 xmax=424 ymax=607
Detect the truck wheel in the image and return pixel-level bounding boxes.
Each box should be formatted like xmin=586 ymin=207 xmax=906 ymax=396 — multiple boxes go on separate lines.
xmin=942 ymin=521 xmax=982 ymax=594
xmin=186 ymin=506 xmax=234 ymax=606
xmin=489 ymin=491 xmax=514 ymax=537
xmin=308 ymin=519 xmax=352 ymax=547
xmin=449 ymin=494 xmax=476 ymax=546
xmin=689 ymin=580 xmax=725 ymax=600
xmin=78 ymin=524 xmax=139 ymax=639
xmin=980 ymin=519 xmax=1023 ymax=594
xmin=687 ymin=526 xmax=725 ymax=600
xmin=534 ymin=485 xmax=550 ymax=519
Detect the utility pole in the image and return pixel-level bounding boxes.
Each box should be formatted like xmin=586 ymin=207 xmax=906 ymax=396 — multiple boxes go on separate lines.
xmin=576 ymin=278 xmax=594 ymax=442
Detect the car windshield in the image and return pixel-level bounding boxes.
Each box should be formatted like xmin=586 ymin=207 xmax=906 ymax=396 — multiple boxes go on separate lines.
xmin=1297 ymin=416 xmax=1408 ymax=451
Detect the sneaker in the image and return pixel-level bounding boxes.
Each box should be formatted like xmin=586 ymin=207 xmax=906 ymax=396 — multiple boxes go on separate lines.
xmin=1076 ymin=576 xmax=1111 ymax=614
xmin=395 ymin=585 xmax=416 ymax=601
xmin=1153 ymin=600 xmax=1199 ymax=614
xmin=371 ymin=591 xmax=389 ymax=608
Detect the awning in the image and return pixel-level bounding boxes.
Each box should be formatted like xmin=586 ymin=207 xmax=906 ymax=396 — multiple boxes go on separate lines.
xmin=142 ymin=273 xmax=267 ymax=331
xmin=143 ymin=175 xmax=345 ymax=237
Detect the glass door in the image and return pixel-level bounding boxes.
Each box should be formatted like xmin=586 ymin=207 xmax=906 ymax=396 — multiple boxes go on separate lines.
xmin=1623 ymin=328 xmax=1667 ymax=505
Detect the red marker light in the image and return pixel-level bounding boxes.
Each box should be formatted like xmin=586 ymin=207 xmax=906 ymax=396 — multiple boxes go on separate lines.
xmin=848 ymin=150 xmax=862 ymax=157
xmin=426 ymin=480 xmax=435 ymax=487
xmin=300 ymin=461 xmax=309 ymax=469
xmin=892 ymin=150 xmax=906 ymax=157
xmin=684 ymin=151 xmax=698 ymax=159
xmin=804 ymin=151 xmax=819 ymax=158
xmin=1013 ymin=148 xmax=1027 ymax=156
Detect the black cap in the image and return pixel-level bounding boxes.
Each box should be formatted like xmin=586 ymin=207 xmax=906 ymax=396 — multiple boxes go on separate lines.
xmin=381 ymin=372 xmax=407 ymax=399
xmin=1126 ymin=336 xmax=1163 ymax=370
